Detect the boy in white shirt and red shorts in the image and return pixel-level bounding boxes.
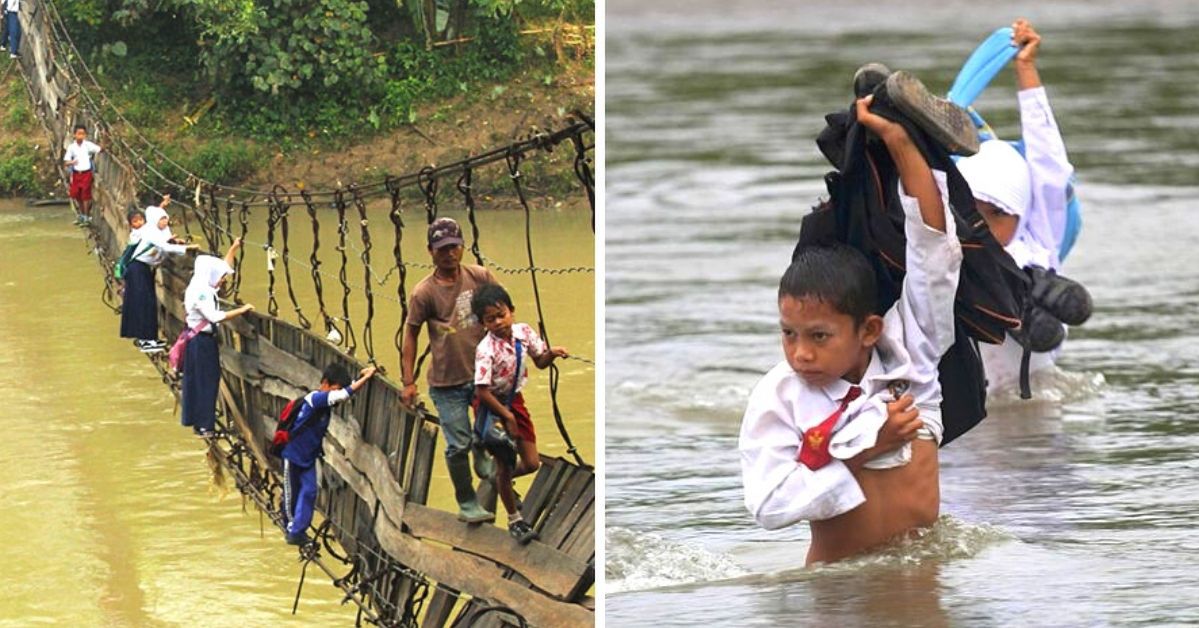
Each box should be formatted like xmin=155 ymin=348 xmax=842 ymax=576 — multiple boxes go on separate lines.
xmin=471 ymin=283 xmax=568 ymax=544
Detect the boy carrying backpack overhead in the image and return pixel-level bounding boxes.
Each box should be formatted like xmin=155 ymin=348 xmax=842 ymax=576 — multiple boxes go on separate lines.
xmin=274 ymin=363 xmax=377 ymax=545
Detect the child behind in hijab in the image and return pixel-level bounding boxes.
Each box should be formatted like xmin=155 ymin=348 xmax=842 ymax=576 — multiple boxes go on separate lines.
xmin=119 ymin=195 xmax=198 ymax=352
xmin=954 ymin=19 xmax=1092 ymax=393
xmin=180 ymin=240 xmax=254 ymax=436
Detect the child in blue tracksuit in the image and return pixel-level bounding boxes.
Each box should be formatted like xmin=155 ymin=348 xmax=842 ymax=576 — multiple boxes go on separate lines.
xmin=282 ymin=363 xmax=377 ymax=545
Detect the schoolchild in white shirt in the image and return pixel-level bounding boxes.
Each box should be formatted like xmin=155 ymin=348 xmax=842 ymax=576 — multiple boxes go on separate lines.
xmin=63 ymin=125 xmax=103 ymax=224
xmin=180 ymin=241 xmax=254 ymax=437
xmin=740 ymin=87 xmax=965 ymax=565
xmin=119 ymin=196 xmax=198 ymax=352
xmin=471 ymin=283 xmax=568 ymax=545
xmin=956 ymin=19 xmax=1092 ymax=393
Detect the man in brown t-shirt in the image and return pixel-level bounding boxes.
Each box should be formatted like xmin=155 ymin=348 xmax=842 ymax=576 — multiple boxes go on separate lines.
xmin=401 ymin=217 xmax=498 ymax=524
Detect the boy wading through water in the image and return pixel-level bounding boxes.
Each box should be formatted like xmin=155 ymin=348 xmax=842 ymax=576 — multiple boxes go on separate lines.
xmin=740 ymin=72 xmax=970 ymax=564
xmin=401 ymin=218 xmax=499 ymax=524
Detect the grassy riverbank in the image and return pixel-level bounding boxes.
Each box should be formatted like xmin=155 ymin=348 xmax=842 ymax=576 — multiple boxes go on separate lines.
xmin=0 ymin=5 xmax=593 ymax=200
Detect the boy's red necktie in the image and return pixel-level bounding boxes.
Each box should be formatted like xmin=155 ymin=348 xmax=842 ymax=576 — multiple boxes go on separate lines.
xmin=798 ymin=385 xmax=862 ymax=471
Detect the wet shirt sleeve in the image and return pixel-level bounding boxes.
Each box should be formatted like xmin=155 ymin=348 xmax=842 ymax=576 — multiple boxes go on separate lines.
xmin=891 ymin=169 xmax=962 ymax=443
xmin=1019 ymin=86 xmax=1075 ymax=265
xmin=739 ymin=367 xmax=866 ymax=529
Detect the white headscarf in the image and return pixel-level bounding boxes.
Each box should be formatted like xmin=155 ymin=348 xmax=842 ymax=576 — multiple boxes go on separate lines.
xmin=956 ymin=139 xmax=1032 ymax=219
xmin=185 ymin=255 xmax=234 ymax=313
xmin=132 ymin=205 xmax=172 ymax=246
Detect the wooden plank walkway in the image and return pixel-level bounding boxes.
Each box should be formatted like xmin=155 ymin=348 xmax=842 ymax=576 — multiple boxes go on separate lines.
xmin=13 ymin=2 xmax=595 ymax=624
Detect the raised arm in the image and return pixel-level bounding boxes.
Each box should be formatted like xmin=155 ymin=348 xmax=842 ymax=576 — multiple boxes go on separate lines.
xmin=740 ymin=369 xmax=867 ymax=529
xmin=1013 ymin=18 xmax=1074 ymax=262
xmin=309 ymin=367 xmax=377 ymax=410
xmin=224 ymin=237 xmax=242 ymax=268
xmin=856 ymin=96 xmax=946 ymax=232
xmin=520 ymin=324 xmax=568 ymax=369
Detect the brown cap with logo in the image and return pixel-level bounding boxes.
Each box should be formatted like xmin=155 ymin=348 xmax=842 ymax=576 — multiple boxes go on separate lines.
xmin=427 ymin=217 xmax=464 ymax=250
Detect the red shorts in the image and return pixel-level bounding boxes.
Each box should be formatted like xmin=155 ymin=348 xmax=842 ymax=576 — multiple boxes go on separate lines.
xmin=474 ymin=392 xmax=536 ymax=444
xmin=69 ymin=170 xmax=93 ymax=202
xmin=507 ymin=393 xmax=536 ymax=444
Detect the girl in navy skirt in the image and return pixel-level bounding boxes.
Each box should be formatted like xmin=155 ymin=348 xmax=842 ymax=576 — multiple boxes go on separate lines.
xmin=181 ymin=240 xmax=253 ymax=436
xmin=120 ymin=198 xmax=196 ymax=352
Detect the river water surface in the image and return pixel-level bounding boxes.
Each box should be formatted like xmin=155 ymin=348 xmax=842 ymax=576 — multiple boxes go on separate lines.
xmin=606 ymin=1 xmax=1199 ymax=625
xmin=0 ymin=193 xmax=593 ymax=625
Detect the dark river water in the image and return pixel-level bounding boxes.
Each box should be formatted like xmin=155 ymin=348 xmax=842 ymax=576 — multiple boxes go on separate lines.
xmin=604 ymin=1 xmax=1199 ymax=625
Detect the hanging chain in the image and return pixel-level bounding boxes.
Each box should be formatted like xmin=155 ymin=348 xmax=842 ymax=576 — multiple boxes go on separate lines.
xmin=351 ymin=184 xmax=378 ymax=364
xmin=386 ymin=177 xmax=411 ymax=367
xmin=505 ymin=150 xmax=586 ymax=466
xmin=232 ymin=199 xmax=250 ymax=304
xmin=265 ymin=190 xmax=282 ymax=317
xmin=457 ymin=166 xmax=485 ymax=266
xmin=276 ymin=185 xmax=312 ymax=330
xmin=334 ymin=189 xmax=359 ymax=355
xmin=303 ymin=189 xmax=338 ymax=337
xmin=570 ymin=128 xmax=596 ymax=233
xmin=417 ymin=166 xmax=438 ymax=225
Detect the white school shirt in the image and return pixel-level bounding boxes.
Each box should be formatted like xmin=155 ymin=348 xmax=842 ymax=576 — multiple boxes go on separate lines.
xmin=129 ymin=207 xmax=187 ymax=266
xmin=474 ymin=323 xmax=548 ymax=398
xmin=1004 ymin=86 xmax=1075 ymax=271
xmin=981 ymin=87 xmax=1075 ymax=392
xmin=5 ymin=0 xmax=18 ymax=13
xmin=739 ymin=170 xmax=961 ymax=530
xmin=63 ymin=140 xmax=101 ymax=172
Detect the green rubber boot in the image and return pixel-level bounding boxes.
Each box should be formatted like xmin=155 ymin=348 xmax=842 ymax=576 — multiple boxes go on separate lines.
xmin=448 ymin=453 xmax=495 ymax=524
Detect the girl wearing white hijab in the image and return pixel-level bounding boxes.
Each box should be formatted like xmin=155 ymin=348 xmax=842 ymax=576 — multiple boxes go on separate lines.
xmin=119 ymin=195 xmax=198 ymax=351
xmin=180 ymin=239 xmax=254 ymax=436
xmin=956 ymin=20 xmax=1089 ymax=395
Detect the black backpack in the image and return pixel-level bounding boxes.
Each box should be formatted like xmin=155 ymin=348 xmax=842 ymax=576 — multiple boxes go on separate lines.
xmin=795 ymin=97 xmax=1029 ymax=446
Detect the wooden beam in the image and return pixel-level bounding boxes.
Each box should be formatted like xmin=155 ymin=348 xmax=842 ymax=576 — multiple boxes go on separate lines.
xmin=403 ymin=503 xmax=588 ymax=599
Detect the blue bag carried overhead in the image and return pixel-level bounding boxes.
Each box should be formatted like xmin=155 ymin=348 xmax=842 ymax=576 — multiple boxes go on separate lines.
xmin=947 ymin=26 xmax=1083 ymax=261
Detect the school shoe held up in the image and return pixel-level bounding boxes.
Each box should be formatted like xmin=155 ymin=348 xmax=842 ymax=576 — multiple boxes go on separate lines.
xmin=853 ymin=62 xmax=892 ymax=98
xmin=883 ymin=70 xmax=980 ymax=156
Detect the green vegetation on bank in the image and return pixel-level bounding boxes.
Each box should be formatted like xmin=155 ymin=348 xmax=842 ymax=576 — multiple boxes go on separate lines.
xmin=1 ymin=79 xmax=53 ymax=196
xmin=62 ymin=0 xmax=593 ymax=148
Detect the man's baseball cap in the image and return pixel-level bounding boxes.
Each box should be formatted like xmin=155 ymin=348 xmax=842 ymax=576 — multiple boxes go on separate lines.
xmin=427 ymin=217 xmax=464 ymax=249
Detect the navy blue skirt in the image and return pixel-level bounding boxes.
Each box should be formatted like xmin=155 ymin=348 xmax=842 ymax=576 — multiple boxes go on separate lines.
xmin=119 ymin=260 xmax=158 ymax=340
xmin=181 ymin=332 xmax=220 ymax=431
